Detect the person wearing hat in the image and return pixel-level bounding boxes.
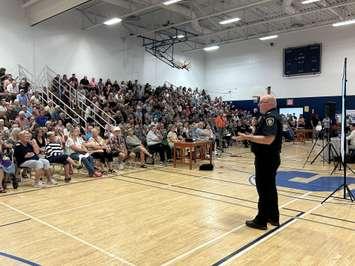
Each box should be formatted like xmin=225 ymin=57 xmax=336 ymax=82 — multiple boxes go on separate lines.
xmin=108 ymin=126 xmax=128 ymax=170
xmin=45 ymin=132 xmax=75 ymax=182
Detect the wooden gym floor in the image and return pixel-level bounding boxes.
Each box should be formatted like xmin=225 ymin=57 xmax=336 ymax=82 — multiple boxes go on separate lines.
xmin=0 ymin=142 xmax=354 ymax=266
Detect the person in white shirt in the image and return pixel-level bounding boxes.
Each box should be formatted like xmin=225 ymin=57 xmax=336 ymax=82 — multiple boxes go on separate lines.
xmin=196 ymin=122 xmax=211 ymax=140
xmin=65 ymin=127 xmax=101 ymax=177
xmin=167 ymin=125 xmax=179 ymax=149
xmin=6 ymin=80 xmax=18 ymax=94
xmin=146 ymin=124 xmax=166 ymax=164
xmin=347 ymin=124 xmax=355 ymax=150
xmin=30 ymin=91 xmax=41 ymax=105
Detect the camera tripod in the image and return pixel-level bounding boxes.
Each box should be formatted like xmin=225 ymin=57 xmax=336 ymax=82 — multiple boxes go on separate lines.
xmin=303 ymin=128 xmax=335 ymax=167
xmin=322 ymin=57 xmax=355 ymax=203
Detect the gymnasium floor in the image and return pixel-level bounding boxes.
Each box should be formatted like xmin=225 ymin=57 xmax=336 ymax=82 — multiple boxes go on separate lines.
xmin=0 ymin=142 xmax=354 ymax=266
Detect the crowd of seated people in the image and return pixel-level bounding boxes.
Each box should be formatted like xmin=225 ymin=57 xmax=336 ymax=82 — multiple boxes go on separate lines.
xmin=0 ymin=67 xmax=245 ymax=192
xmin=4 ymin=65 xmax=349 ymax=192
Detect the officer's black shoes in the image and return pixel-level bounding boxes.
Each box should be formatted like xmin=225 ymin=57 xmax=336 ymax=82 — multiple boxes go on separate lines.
xmin=245 ymin=219 xmax=267 ymax=230
xmin=267 ymin=218 xmax=280 ymax=227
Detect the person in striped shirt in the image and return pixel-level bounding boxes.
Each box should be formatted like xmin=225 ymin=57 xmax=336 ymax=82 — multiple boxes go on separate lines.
xmin=45 ymin=131 xmax=75 ymax=183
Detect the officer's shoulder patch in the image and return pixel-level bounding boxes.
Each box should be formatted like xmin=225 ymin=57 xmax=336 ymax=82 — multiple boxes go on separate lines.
xmin=266 ymin=117 xmax=275 ymax=127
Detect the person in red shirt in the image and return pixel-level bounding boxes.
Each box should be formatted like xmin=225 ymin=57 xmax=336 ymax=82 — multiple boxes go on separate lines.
xmin=214 ymin=112 xmax=227 ymax=151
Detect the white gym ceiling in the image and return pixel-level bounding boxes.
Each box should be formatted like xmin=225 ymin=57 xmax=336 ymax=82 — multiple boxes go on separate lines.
xmin=21 ymin=0 xmax=355 ymax=51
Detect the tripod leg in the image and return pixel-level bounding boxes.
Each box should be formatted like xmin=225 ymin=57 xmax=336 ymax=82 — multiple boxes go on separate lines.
xmin=321 ymin=184 xmax=343 ymax=204
xmin=303 ymin=138 xmax=319 ymax=167
xmin=310 ymin=143 xmax=329 ymax=164
xmin=330 ymin=161 xmax=339 ymax=175
xmin=346 ymin=165 xmax=355 ymax=175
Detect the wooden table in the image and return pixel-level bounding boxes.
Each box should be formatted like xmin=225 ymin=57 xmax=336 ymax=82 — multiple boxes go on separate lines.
xmin=173 ymin=140 xmax=213 ymax=170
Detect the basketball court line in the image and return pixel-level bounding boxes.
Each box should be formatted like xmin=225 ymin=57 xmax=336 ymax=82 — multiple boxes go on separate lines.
xmin=0 ymin=202 xmax=136 ymax=266
xmin=153 ymin=167 xmax=330 ymax=200
xmin=1 ymin=173 xmax=349 ymax=266
xmin=120 ymin=173 xmax=258 ymax=204
xmin=0 ymin=251 xmax=40 ymax=266
xmin=160 ymin=191 xmax=312 ymax=266
xmin=37 ymin=175 xmax=199 ymax=218
xmin=214 ymin=197 xmax=326 ymax=265
xmin=310 ymin=212 xmax=355 ymax=224
xmin=122 ymin=171 xmax=324 ymax=205
xmin=0 ymin=177 xmax=104 ymax=198
xmin=35 ymin=172 xmax=211 ymax=219
xmin=283 ymin=207 xmax=355 ymax=224
xmin=112 ymin=176 xmax=256 ymax=210
xmin=38 ymin=186 xmax=162 ymax=219
xmin=295 ymin=216 xmax=355 ymax=231
xmin=211 ymin=212 xmax=305 ymax=266
xmin=0 ymin=168 xmax=148 ymax=199
xmin=274 ymin=212 xmax=355 ymax=231
xmin=0 ymin=218 xmax=31 ymax=228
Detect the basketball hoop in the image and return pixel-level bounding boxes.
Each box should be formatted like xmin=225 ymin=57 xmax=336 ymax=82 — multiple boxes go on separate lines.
xmin=178 ymin=60 xmax=192 ymax=71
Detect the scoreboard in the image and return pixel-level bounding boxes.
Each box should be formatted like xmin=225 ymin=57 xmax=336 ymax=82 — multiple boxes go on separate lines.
xmin=284 ymin=43 xmax=321 ymax=76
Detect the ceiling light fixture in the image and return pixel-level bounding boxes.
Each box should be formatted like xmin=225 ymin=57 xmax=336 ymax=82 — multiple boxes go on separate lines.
xmin=259 ymin=35 xmax=278 ymax=41
xmin=332 ymin=19 xmax=355 ymax=27
xmin=301 ymin=0 xmax=320 ymax=4
xmin=174 ymin=34 xmax=185 ymax=39
xmin=203 ymin=45 xmax=220 ymax=52
xmin=163 ymin=0 xmax=183 ymax=6
xmin=103 ymin=17 xmax=122 ymax=25
xmin=219 ymin=17 xmax=241 ymax=25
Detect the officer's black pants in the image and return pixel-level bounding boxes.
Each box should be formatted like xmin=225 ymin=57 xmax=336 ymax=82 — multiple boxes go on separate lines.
xmin=254 ymin=152 xmax=280 ymax=224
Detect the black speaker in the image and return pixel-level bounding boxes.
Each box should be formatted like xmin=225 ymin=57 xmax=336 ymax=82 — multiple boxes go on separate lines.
xmin=324 ymin=102 xmax=336 ymax=118
xmin=199 ymin=164 xmax=214 ymax=171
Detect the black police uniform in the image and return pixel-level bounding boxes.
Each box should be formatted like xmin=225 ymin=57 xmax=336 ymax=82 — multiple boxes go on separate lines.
xmin=250 ymin=108 xmax=282 ymax=227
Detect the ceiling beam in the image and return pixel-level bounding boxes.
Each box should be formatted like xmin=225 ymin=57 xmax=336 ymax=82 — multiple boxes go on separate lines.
xmin=24 ymin=0 xmax=92 ymax=26
xmin=188 ymin=0 xmax=355 ymax=42
xmin=101 ymin=0 xmax=130 ymax=10
xmin=22 ymin=0 xmax=42 ymax=8
xmin=184 ymin=18 xmax=341 ymax=53
xmin=129 ymin=0 xmax=277 ymax=38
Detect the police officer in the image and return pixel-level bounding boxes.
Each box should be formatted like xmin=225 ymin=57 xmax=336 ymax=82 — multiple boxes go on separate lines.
xmin=234 ymin=94 xmax=282 ymax=230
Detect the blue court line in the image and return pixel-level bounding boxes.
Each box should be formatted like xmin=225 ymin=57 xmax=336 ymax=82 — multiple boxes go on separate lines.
xmin=0 ymin=252 xmax=40 ymax=266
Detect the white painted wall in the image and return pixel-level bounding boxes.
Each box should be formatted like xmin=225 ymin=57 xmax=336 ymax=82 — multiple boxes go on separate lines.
xmin=4 ymin=0 xmax=355 ymax=99
xmin=0 ymin=1 xmax=204 ymax=88
xmin=205 ymin=26 xmax=355 ymax=100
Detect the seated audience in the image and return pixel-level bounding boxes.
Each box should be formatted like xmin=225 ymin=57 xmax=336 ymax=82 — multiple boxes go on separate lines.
xmin=167 ymin=125 xmax=179 ymax=149
xmin=347 ymin=124 xmax=355 ymax=149
xmin=45 ymin=131 xmax=75 ymax=182
xmin=87 ymin=128 xmax=115 ymax=173
xmin=14 ymin=130 xmax=57 ymax=187
xmin=65 ymin=127 xmax=102 ymax=177
xmin=125 ymin=127 xmax=152 ymax=167
xmin=146 ymin=124 xmax=166 ymax=164
xmin=33 ymin=127 xmax=47 ymax=154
